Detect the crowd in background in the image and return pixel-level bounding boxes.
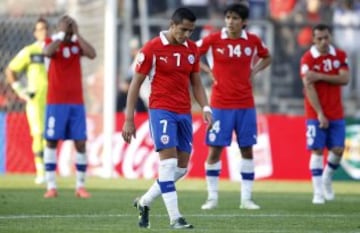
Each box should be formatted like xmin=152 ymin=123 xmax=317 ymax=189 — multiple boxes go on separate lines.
xmin=1 ymin=0 xmax=360 ymax=116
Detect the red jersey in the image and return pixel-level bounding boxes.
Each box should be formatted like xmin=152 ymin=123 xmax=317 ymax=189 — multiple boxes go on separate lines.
xmin=135 ymin=31 xmax=200 ymax=114
xmin=300 ymin=45 xmax=349 ymax=120
xmin=197 ymin=28 xmax=270 ymax=109
xmin=45 ymin=37 xmax=83 ymax=104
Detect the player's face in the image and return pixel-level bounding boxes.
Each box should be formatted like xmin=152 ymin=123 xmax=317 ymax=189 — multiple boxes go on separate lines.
xmin=225 ymin=11 xmax=245 ymax=36
xmin=33 ymin=22 xmax=48 ymax=42
xmin=170 ymin=19 xmax=195 ymax=44
xmin=313 ymin=29 xmax=331 ymax=54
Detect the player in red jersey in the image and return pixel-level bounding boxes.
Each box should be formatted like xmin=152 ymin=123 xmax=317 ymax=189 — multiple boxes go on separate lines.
xmin=122 ymin=8 xmax=212 ymax=229
xmin=196 ymin=3 xmax=271 ymax=210
xmin=300 ymin=24 xmax=349 ymax=204
xmin=42 ymin=15 xmax=96 ymax=199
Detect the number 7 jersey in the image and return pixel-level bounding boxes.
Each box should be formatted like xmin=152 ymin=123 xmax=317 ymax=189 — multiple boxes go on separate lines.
xmin=135 ymin=31 xmax=200 ymax=114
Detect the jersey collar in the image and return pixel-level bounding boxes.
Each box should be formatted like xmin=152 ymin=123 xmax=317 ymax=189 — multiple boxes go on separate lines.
xmin=159 ymin=31 xmax=189 ymax=47
xmin=310 ymin=44 xmax=336 ymax=58
xmin=220 ymin=27 xmax=248 ymax=40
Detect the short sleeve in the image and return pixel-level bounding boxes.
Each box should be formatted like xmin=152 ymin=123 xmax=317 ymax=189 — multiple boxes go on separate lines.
xmin=134 ymin=41 xmax=154 ymax=76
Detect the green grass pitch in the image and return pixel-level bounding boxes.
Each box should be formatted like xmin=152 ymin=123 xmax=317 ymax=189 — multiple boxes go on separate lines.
xmin=0 ymin=175 xmax=359 ymax=233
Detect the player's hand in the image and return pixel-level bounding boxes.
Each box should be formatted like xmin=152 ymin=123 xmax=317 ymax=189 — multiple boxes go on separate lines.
xmin=317 ymin=112 xmax=329 ymax=129
xmin=69 ymin=18 xmax=79 ymax=35
xmin=122 ymin=119 xmax=136 ymax=143
xmin=58 ymin=16 xmax=71 ymax=32
xmin=202 ymin=107 xmax=213 ymax=131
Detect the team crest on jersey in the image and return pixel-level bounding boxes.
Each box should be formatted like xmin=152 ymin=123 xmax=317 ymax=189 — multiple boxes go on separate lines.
xmin=71 ymin=46 xmax=79 ymax=54
xmin=188 ymin=54 xmax=195 ymax=64
xmin=333 ymin=60 xmax=340 ymax=69
xmin=136 ymin=52 xmax=145 ymax=65
xmin=208 ymin=132 xmax=216 ymax=142
xmin=244 ymin=47 xmax=252 ymax=56
xmin=63 ymin=47 xmax=70 ymax=58
xmin=301 ymin=64 xmax=309 ymax=74
xmin=160 ymin=135 xmax=170 ymax=144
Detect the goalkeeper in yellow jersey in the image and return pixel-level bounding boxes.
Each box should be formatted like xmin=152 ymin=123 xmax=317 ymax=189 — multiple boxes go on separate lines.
xmin=5 ymin=17 xmax=49 ymax=184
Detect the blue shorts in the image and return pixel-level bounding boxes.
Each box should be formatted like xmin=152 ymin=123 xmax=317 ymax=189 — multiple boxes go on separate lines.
xmin=206 ymin=108 xmax=257 ymax=147
xmin=149 ymin=109 xmax=192 ymax=154
xmin=306 ymin=119 xmax=345 ymax=150
xmin=44 ymin=104 xmax=87 ymax=140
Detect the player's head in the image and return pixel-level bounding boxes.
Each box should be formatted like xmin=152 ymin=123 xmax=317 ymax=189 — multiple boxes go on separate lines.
xmin=312 ymin=24 xmax=332 ymax=54
xmin=33 ymin=17 xmax=48 ymax=42
xmin=57 ymin=15 xmax=74 ymax=42
xmin=169 ymin=7 xmax=196 ymax=44
xmin=224 ymin=4 xmax=249 ymax=34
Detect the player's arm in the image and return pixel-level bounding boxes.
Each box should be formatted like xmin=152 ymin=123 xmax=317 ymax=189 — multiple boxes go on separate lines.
xmin=302 ymin=75 xmax=329 ymax=129
xmin=200 ymin=62 xmax=215 ymax=82
xmin=251 ymin=55 xmax=272 ymax=77
xmin=70 ymin=18 xmax=96 ymax=59
xmin=5 ymin=48 xmax=31 ymax=101
xmin=190 ymin=72 xmax=213 ymax=129
xmin=305 ymin=69 xmax=349 ymax=86
xmin=122 ymin=72 xmax=147 ymax=143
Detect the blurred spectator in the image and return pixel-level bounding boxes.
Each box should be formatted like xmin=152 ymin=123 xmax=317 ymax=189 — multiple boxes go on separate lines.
xmin=333 ymin=0 xmax=360 ymax=99
xmin=116 ymin=79 xmax=147 ymax=113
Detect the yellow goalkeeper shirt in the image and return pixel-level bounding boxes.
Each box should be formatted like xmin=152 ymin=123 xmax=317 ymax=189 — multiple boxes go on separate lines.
xmin=8 ymin=41 xmax=47 ymax=94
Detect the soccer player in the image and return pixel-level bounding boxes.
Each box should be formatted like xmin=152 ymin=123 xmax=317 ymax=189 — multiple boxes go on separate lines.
xmin=196 ymin=3 xmax=271 ymax=210
xmin=5 ymin=17 xmax=49 ymax=184
xmin=42 ymin=15 xmax=96 ymax=198
xmin=300 ymin=24 xmax=349 ymax=204
xmin=122 ymin=8 xmax=212 ymax=229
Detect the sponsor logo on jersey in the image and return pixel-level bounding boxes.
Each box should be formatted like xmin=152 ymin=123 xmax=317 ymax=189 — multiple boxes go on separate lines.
xmin=188 ymin=54 xmax=195 ymax=64
xmin=159 ymin=56 xmax=168 ymax=63
xmin=216 ymin=48 xmax=224 ymax=54
xmin=244 ymin=47 xmax=252 ymax=56
xmin=136 ymin=52 xmax=145 ymax=65
xmin=71 ymin=46 xmax=79 ymax=54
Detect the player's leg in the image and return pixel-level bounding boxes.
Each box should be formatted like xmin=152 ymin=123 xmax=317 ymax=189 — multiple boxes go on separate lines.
xmin=236 ymin=108 xmax=259 ymax=209
xmin=69 ymin=105 xmax=90 ymax=198
xmin=43 ymin=104 xmax=69 ymax=198
xmin=307 ymin=120 xmax=326 ymax=204
xmin=25 ymin=100 xmax=45 ymax=184
xmin=202 ymin=109 xmax=234 ymax=210
xmin=323 ymin=120 xmax=345 ymax=200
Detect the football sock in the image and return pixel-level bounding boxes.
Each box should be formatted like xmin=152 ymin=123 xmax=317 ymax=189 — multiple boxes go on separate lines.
xmin=44 ymin=147 xmax=57 ymax=190
xmin=75 ymin=152 xmax=87 ymax=189
xmin=205 ymin=161 xmax=221 ymax=200
xmin=309 ymin=153 xmax=323 ymax=195
xmin=240 ymin=158 xmax=255 ymax=201
xmin=141 ymin=167 xmax=187 ymax=207
xmin=323 ymin=151 xmax=341 ymax=179
xmin=157 ymin=158 xmax=181 ymax=222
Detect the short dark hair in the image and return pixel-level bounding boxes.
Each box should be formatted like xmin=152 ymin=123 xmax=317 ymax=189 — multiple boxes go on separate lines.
xmin=33 ymin=17 xmax=48 ymax=32
xmin=312 ymin=24 xmax=332 ymax=35
xmin=171 ymin=7 xmax=196 ymax=24
xmin=224 ymin=3 xmax=249 ymax=20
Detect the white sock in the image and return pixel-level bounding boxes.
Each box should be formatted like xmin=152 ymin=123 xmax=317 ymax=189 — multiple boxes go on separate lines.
xmin=75 ymin=152 xmax=87 ymax=189
xmin=205 ymin=161 xmax=221 ymax=200
xmin=44 ymin=147 xmax=57 ymax=190
xmin=157 ymin=158 xmax=181 ymax=222
xmin=309 ymin=153 xmax=323 ymax=196
xmin=141 ymin=167 xmax=187 ymax=207
xmin=240 ymin=158 xmax=254 ymax=201
xmin=323 ymin=151 xmax=341 ymax=180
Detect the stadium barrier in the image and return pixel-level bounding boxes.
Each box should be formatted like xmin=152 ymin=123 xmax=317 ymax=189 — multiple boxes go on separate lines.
xmin=1 ymin=113 xmax=359 ymax=180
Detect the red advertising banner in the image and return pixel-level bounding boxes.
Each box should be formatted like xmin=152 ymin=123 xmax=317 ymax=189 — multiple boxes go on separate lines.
xmin=5 ymin=113 xmax=312 ymax=180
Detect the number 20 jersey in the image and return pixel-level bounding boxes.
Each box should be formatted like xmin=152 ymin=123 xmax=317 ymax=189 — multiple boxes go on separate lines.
xmin=300 ymin=45 xmax=349 ymax=120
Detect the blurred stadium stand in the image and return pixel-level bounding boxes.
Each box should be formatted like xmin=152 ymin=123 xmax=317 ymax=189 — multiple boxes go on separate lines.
xmin=0 ymin=0 xmax=359 ymax=116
